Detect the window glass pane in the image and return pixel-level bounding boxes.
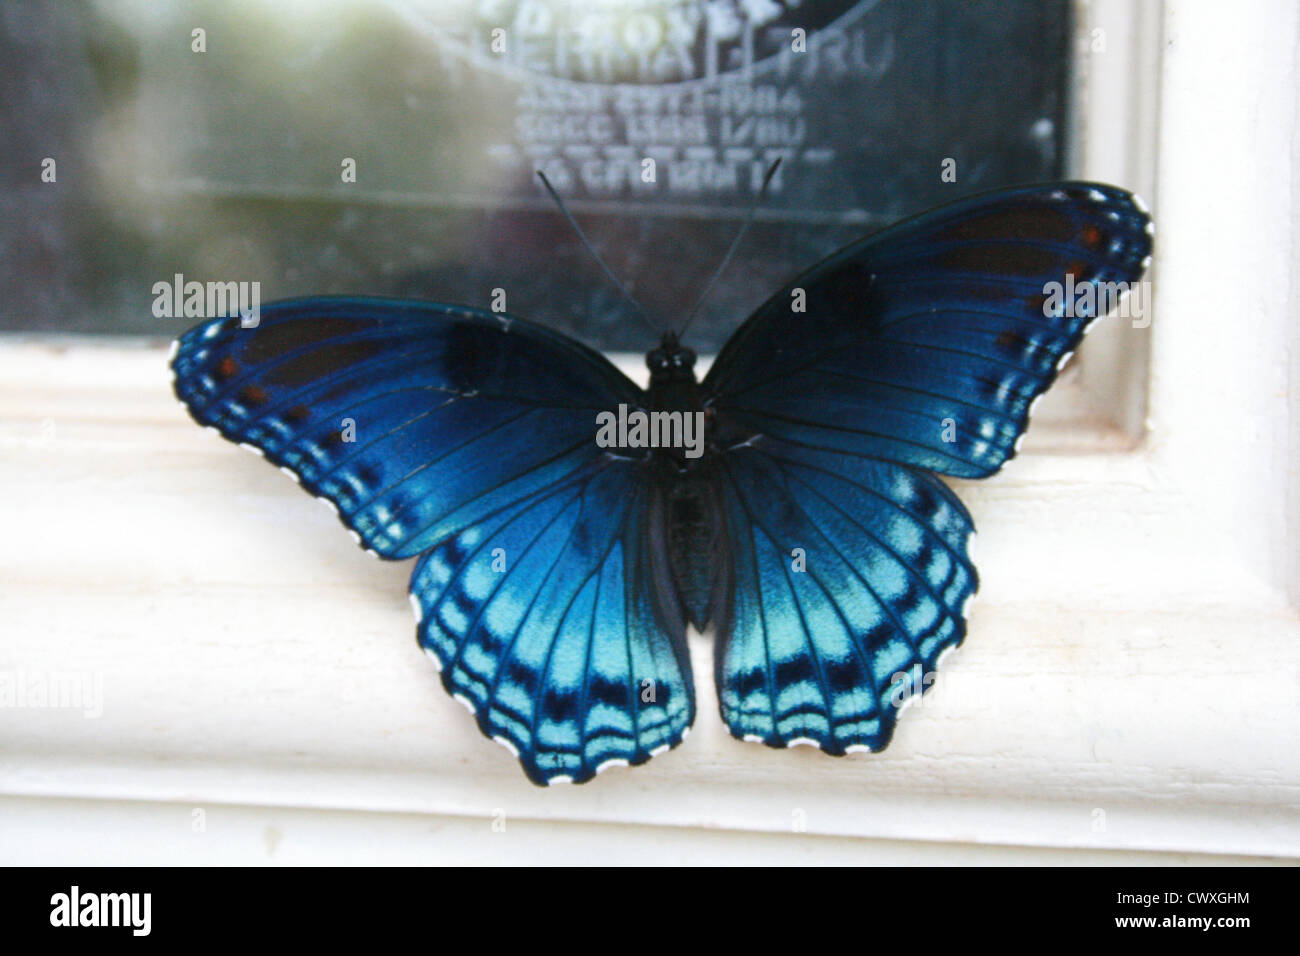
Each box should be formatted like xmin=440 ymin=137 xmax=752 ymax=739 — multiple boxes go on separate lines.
xmin=1 ymin=0 xmax=1071 ymax=350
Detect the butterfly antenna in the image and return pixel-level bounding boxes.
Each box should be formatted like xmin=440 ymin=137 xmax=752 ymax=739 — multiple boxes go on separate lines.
xmin=676 ymin=156 xmax=782 ymax=341
xmin=535 ymin=170 xmax=659 ymax=336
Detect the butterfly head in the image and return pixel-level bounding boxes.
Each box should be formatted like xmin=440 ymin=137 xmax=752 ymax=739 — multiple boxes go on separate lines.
xmin=646 ymin=334 xmax=697 ymax=384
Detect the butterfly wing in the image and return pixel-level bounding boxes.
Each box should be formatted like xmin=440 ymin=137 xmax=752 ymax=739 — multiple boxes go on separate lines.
xmin=171 ymin=297 xmax=641 ymax=558
xmin=704 ymin=183 xmax=1153 ymax=479
xmin=705 ymin=182 xmax=1152 ymax=750
xmin=714 ymin=439 xmax=976 ymax=751
xmin=412 ymin=454 xmax=693 ymax=784
xmin=171 ymin=297 xmax=693 ymax=783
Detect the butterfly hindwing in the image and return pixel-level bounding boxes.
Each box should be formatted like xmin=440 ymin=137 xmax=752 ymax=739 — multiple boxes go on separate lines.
xmin=714 ymin=438 xmax=977 ymax=752
xmin=411 ymin=456 xmax=694 ymax=785
xmin=705 ymin=183 xmax=1153 ymax=478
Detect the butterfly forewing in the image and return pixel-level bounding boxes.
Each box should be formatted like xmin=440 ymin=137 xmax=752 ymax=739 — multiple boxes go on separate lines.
xmin=705 ymin=183 xmax=1153 ymax=478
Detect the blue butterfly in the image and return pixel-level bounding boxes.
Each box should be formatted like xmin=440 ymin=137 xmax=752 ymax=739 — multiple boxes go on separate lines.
xmin=170 ymin=180 xmax=1152 ymax=785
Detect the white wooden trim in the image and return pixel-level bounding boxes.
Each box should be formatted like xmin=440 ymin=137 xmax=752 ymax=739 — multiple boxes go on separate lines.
xmin=1070 ymin=0 xmax=1164 ymax=440
xmin=1 ymin=794 xmax=1286 ymax=866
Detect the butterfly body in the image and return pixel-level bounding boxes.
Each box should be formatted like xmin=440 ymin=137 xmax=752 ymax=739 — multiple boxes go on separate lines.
xmin=171 ymin=182 xmax=1152 ymax=784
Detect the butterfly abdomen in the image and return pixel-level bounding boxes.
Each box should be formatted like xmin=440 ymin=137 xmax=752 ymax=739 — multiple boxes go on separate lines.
xmin=662 ymin=471 xmax=727 ymax=630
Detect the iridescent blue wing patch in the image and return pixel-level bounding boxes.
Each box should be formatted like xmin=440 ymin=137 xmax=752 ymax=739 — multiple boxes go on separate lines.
xmin=171 ymin=297 xmax=692 ymax=783
xmin=412 ymin=455 xmax=693 ymax=785
xmin=714 ymin=439 xmax=976 ymax=752
xmin=705 ymin=183 xmax=1154 ymax=478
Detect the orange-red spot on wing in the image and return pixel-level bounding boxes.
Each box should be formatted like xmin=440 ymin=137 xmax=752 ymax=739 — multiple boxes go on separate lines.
xmin=214 ymin=356 xmax=239 ymax=381
xmin=237 ymin=384 xmax=268 ymax=406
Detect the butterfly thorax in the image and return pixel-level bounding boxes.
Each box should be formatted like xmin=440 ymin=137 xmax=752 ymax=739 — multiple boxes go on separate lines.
xmin=645 ymin=335 xmax=697 ymax=385
xmin=644 ymin=335 xmax=708 ymax=466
